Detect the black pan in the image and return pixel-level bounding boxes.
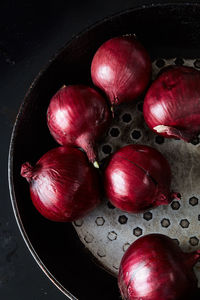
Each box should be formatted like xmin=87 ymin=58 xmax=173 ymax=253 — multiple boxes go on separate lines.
xmin=8 ymin=3 xmax=200 ymax=300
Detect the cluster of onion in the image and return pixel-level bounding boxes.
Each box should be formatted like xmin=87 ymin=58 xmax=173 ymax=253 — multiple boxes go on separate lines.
xmin=21 ymin=35 xmax=200 ymax=300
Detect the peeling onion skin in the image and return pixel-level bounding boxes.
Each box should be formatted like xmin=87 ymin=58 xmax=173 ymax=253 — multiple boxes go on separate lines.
xmin=47 ymin=85 xmax=111 ymax=164
xmin=91 ymin=35 xmax=152 ymax=106
xmin=21 ymin=147 xmax=101 ymax=222
xmin=118 ymin=234 xmax=200 ymax=300
xmin=104 ymin=145 xmax=180 ymax=213
xmin=143 ymin=66 xmax=200 ymax=142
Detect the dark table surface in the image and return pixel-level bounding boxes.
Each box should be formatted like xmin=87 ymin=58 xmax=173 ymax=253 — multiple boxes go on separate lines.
xmin=1 ymin=0 xmax=200 ymax=299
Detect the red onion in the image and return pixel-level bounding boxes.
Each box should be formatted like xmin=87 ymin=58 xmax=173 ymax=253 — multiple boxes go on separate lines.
xmin=91 ymin=35 xmax=152 ymax=106
xmin=47 ymin=85 xmax=111 ymax=165
xmin=143 ymin=66 xmax=200 ymax=142
xmin=21 ymin=146 xmax=101 ymax=222
xmin=104 ymin=144 xmax=180 ymax=213
xmin=118 ymin=233 xmax=200 ymax=300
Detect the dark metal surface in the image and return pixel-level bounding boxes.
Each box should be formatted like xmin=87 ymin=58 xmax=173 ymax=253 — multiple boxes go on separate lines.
xmin=2 ymin=1 xmax=200 ymax=300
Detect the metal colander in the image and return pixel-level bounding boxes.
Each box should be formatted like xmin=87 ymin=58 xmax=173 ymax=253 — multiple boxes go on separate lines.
xmin=73 ymin=58 xmax=200 ymax=284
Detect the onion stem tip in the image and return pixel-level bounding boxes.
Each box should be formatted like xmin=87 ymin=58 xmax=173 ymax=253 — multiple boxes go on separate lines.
xmin=93 ymin=161 xmax=100 ymax=169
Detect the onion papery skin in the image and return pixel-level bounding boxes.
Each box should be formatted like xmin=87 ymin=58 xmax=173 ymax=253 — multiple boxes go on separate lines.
xmin=21 ymin=146 xmax=101 ymax=222
xmin=47 ymin=85 xmax=111 ymax=163
xmin=143 ymin=66 xmax=200 ymax=142
xmin=104 ymin=144 xmax=179 ymax=213
xmin=118 ymin=233 xmax=200 ymax=300
xmin=91 ymin=35 xmax=152 ymax=106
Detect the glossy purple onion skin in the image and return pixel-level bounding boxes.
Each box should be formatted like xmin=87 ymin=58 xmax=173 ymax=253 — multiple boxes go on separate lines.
xmin=91 ymin=35 xmax=152 ymax=106
xmin=143 ymin=66 xmax=200 ymax=142
xmin=118 ymin=234 xmax=200 ymax=300
xmin=47 ymin=85 xmax=111 ymax=163
xmin=104 ymin=144 xmax=179 ymax=213
xmin=21 ymin=147 xmax=101 ymax=222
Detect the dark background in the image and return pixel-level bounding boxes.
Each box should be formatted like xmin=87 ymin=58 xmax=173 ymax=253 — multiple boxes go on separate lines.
xmin=1 ymin=1 xmax=200 ymax=299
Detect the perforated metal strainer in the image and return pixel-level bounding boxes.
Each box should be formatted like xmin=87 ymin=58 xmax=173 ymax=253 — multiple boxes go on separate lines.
xmin=73 ymin=58 xmax=200 ymax=283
